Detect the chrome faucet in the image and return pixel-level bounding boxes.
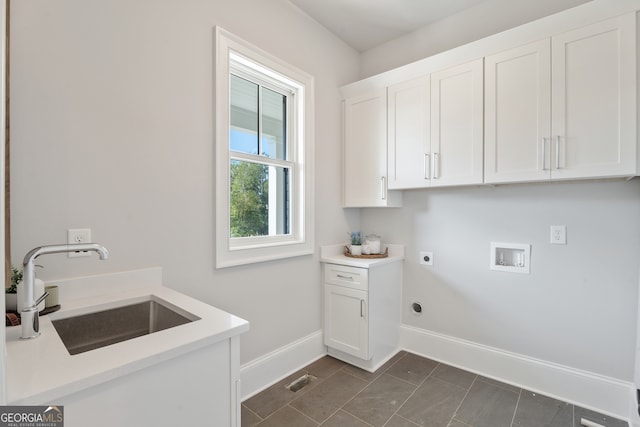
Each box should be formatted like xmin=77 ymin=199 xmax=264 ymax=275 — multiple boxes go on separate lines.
xmin=21 ymin=243 xmax=109 ymax=339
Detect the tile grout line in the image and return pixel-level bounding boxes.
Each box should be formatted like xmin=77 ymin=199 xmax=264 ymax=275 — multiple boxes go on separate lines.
xmin=329 ymin=409 xmax=376 ymax=427
xmin=245 ymin=359 xmax=342 ymax=419
xmin=338 ymin=351 xmax=407 ymax=383
xmin=337 ymin=352 xmax=414 ymax=427
xmin=379 ymin=363 xmax=439 ymax=426
xmin=509 ymin=388 xmax=523 ymax=427
xmin=285 ymin=356 xmax=379 ymax=425
xmin=388 ymin=413 xmax=422 ymax=427
xmin=448 ymin=373 xmax=479 ymax=426
xmin=286 ymin=403 xmax=322 ymax=426
xmin=385 ymin=358 xmax=441 ymax=388
xmin=286 ymin=365 xmax=356 ymax=424
xmin=323 ymin=368 xmax=378 ymax=425
xmin=381 ymin=383 xmax=418 ymax=426
xmin=449 ymin=419 xmax=473 ymax=427
xmin=288 ymin=369 xmax=341 ymax=407
xmin=242 ymin=404 xmax=264 ymax=424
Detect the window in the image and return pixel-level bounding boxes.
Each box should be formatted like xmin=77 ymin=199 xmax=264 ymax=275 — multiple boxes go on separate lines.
xmin=215 ymin=28 xmax=314 ymax=268
xmin=229 ymin=72 xmax=290 ymax=239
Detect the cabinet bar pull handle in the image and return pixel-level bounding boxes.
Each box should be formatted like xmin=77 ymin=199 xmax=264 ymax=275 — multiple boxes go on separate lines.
xmin=360 ymin=299 xmax=365 ymax=317
xmin=541 ymin=138 xmax=547 ymax=171
xmin=555 ymin=135 xmax=561 ymax=169
xmin=380 ymin=176 xmax=387 ymax=200
xmin=424 ymin=153 xmax=430 ymax=179
xmin=336 ymin=274 xmax=353 ymax=280
xmin=433 ymin=153 xmax=440 ymax=179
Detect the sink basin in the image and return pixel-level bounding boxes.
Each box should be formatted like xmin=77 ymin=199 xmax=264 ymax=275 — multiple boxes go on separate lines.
xmin=52 ymin=298 xmax=200 ymax=355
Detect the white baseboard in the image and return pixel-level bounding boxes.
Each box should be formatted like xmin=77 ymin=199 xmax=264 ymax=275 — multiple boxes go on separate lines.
xmin=400 ymin=325 xmax=634 ymax=421
xmin=239 ymin=330 xmax=326 ymax=401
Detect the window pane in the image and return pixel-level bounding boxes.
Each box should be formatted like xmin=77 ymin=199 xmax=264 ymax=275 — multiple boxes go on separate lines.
xmin=230 ymin=75 xmax=258 ymax=154
xmin=261 ymin=87 xmax=286 ymax=160
xmin=230 ymin=159 xmax=290 ymax=238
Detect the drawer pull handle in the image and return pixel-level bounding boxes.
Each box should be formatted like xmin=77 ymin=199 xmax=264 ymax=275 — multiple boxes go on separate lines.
xmin=336 ymin=274 xmax=354 ymax=280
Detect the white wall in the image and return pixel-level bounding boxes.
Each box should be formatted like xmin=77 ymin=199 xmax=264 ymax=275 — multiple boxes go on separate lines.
xmin=9 ymin=0 xmax=360 ymax=365
xmin=359 ymin=0 xmax=591 ymax=78
xmin=361 ymin=179 xmax=640 ymax=381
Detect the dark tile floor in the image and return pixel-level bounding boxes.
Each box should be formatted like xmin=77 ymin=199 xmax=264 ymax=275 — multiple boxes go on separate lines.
xmin=241 ymin=351 xmax=628 ymax=427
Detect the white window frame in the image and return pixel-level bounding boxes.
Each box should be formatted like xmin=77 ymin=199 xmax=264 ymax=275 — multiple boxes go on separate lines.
xmin=215 ymin=27 xmax=314 ymax=268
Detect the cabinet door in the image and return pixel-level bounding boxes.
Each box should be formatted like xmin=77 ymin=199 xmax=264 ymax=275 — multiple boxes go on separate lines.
xmin=343 ymin=89 xmax=402 ymax=207
xmin=387 ymin=76 xmax=431 ymax=189
xmin=551 ymin=14 xmax=636 ymax=180
xmin=485 ymin=40 xmax=551 ymax=183
xmin=324 ymin=284 xmax=369 ymax=360
xmin=431 ymin=59 xmax=484 ymax=187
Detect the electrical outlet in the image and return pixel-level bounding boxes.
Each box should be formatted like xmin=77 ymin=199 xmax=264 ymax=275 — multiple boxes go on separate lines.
xmin=67 ymin=228 xmax=92 ymax=257
xmin=550 ymin=225 xmax=567 ymax=245
xmin=419 ymin=251 xmax=433 ymax=266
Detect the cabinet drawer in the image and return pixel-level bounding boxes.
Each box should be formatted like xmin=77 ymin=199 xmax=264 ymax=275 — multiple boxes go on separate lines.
xmin=324 ymin=264 xmax=368 ymax=291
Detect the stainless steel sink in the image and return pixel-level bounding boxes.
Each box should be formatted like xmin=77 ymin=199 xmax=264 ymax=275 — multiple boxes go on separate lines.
xmin=52 ymin=299 xmax=199 ymax=355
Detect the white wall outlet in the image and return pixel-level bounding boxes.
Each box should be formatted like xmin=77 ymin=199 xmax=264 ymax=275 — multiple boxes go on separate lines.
xmin=67 ymin=228 xmax=92 ymax=257
xmin=550 ymin=225 xmax=567 ymax=245
xmin=419 ymin=251 xmax=433 ymax=266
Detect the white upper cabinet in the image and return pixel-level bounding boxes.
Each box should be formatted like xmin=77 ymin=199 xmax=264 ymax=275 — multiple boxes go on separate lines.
xmin=387 ymin=76 xmax=430 ymax=189
xmin=485 ymin=40 xmax=551 ymax=183
xmin=386 ymin=60 xmax=483 ymax=190
xmin=343 ymin=89 xmax=402 ymax=207
xmin=551 ymin=14 xmax=636 ymax=180
xmin=430 ymin=59 xmax=484 ymax=187
xmin=344 ymin=6 xmax=639 ymax=195
xmin=485 ymin=14 xmax=636 ymax=183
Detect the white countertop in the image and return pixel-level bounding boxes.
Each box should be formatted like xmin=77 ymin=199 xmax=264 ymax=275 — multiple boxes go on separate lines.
xmin=320 ymin=244 xmax=405 ymax=268
xmin=5 ymin=268 xmax=249 ymax=404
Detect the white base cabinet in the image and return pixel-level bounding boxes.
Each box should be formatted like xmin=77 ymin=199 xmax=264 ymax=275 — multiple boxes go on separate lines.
xmin=58 ymin=338 xmax=241 ymax=427
xmin=324 ymin=284 xmax=369 ymax=360
xmin=323 ymin=261 xmax=402 ymax=372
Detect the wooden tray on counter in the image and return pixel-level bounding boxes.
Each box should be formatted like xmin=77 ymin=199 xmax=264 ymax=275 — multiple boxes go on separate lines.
xmin=344 ymin=246 xmax=388 ymax=259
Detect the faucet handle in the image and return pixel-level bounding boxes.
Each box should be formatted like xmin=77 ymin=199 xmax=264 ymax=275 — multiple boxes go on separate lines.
xmin=34 ymin=291 xmax=49 ymax=308
xmin=22 ymin=291 xmax=49 ymax=337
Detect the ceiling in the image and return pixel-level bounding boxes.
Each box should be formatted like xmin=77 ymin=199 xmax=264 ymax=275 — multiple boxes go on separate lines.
xmin=287 ymin=0 xmax=490 ymax=52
